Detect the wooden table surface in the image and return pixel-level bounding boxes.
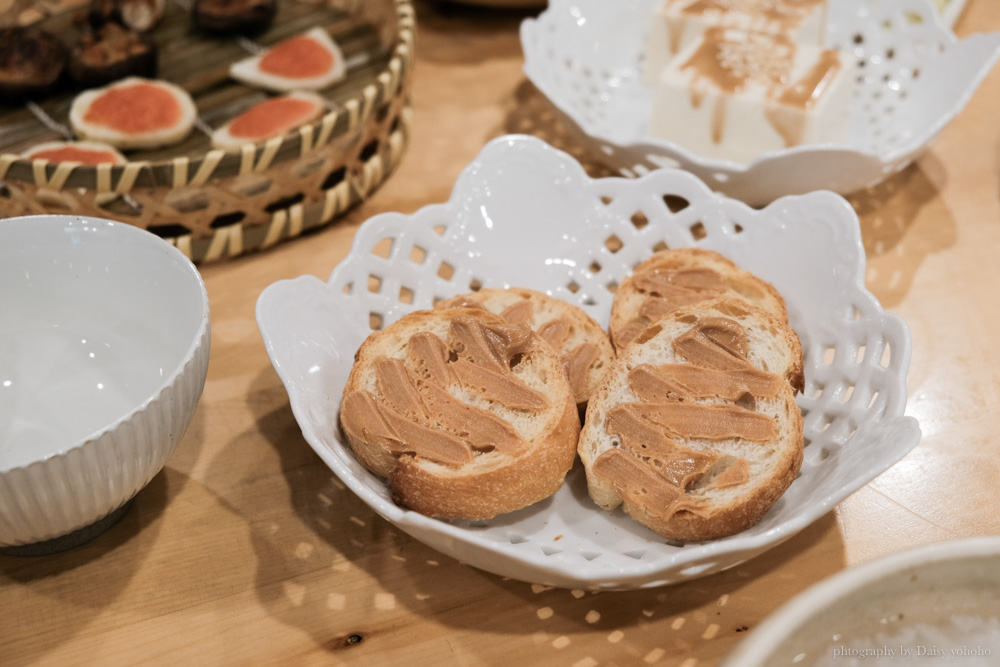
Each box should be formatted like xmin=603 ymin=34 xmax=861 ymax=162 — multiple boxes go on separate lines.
xmin=4 ymin=1 xmax=1000 ymax=665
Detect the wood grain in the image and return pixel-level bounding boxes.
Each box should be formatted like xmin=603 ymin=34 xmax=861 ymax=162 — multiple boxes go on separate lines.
xmin=3 ymin=1 xmax=1000 ymax=665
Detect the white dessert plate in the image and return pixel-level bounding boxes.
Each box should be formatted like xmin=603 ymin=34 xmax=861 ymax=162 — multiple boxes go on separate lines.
xmin=520 ymin=0 xmax=1000 ymax=205
xmin=256 ymin=135 xmax=920 ymax=590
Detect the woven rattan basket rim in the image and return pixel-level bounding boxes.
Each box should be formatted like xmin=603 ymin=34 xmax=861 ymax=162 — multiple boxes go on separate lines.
xmin=0 ymin=0 xmax=415 ymax=196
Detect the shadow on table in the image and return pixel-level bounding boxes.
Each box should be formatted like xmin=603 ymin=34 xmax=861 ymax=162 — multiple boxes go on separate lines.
xmin=412 ymin=0 xmax=543 ymax=66
xmin=847 ymin=153 xmax=956 ymax=309
xmin=231 ymin=363 xmax=847 ymax=664
xmin=0 ymin=468 xmax=173 ymax=666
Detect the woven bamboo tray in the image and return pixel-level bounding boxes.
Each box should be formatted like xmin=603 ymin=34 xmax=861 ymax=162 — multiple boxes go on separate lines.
xmin=0 ymin=0 xmax=414 ymax=263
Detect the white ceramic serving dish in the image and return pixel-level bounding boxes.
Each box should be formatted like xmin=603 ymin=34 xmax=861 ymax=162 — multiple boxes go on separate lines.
xmin=256 ymin=135 xmax=920 ymax=590
xmin=520 ymin=0 xmax=1000 ymax=205
xmin=722 ymin=536 xmax=1000 ymax=666
xmin=940 ymin=0 xmax=970 ymax=28
xmin=0 ymin=215 xmax=211 ymax=553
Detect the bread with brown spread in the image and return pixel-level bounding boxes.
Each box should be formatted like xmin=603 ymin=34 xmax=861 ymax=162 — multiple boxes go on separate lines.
xmin=339 ymin=307 xmax=581 ymax=520
xmin=436 ymin=287 xmax=615 ymax=407
xmin=610 ymin=248 xmax=788 ymax=350
xmin=578 ymin=297 xmax=804 ymax=542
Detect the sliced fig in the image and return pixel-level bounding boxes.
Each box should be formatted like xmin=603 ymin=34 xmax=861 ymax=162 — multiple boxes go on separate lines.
xmin=70 ymin=76 xmax=197 ymax=149
xmin=229 ymin=27 xmax=346 ymax=92
xmin=23 ymin=140 xmax=127 ymax=165
xmin=0 ymin=27 xmax=68 ymax=102
xmin=192 ymin=0 xmax=277 ymax=36
xmin=211 ymin=90 xmax=326 ymax=149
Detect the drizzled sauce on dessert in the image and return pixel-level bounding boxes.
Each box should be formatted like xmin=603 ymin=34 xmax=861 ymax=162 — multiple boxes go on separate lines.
xmin=766 ymin=49 xmax=842 ymax=146
xmin=678 ymin=0 xmax=826 ymax=22
xmin=680 ymin=26 xmax=842 ymax=146
xmin=664 ymin=0 xmax=828 ymax=55
xmin=341 ymin=313 xmax=548 ymax=467
xmin=593 ymin=313 xmax=786 ymax=521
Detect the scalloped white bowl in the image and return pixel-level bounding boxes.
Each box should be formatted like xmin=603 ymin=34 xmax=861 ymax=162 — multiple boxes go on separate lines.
xmin=0 ymin=215 xmax=210 ymax=552
xmin=257 ymin=135 xmax=920 ymax=590
xmin=521 ymin=0 xmax=1000 ymax=205
xmin=722 ymin=537 xmax=1000 ymax=666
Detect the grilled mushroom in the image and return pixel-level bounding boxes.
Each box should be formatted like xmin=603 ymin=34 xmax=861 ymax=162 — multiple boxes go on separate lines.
xmin=192 ymin=0 xmax=277 ymax=35
xmin=70 ymin=22 xmax=157 ymax=87
xmin=0 ymin=27 xmax=68 ymax=101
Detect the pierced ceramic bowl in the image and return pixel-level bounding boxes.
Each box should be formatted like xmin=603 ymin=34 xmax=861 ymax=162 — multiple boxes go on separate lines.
xmin=0 ymin=215 xmax=210 ymax=554
xmin=257 ymin=135 xmax=920 ymax=590
xmin=721 ymin=537 xmax=1000 ymax=666
xmin=520 ymin=0 xmax=1000 ymax=205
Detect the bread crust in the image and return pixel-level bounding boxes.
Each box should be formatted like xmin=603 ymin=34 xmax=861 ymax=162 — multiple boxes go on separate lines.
xmin=436 ymin=287 xmax=615 ymax=406
xmin=579 ymin=297 xmax=804 ymax=541
xmin=340 ymin=307 xmax=580 ymax=520
xmin=610 ymin=248 xmax=788 ymax=351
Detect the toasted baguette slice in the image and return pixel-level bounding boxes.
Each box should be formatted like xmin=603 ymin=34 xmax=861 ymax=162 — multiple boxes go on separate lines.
xmin=610 ymin=248 xmax=788 ymax=350
xmin=340 ymin=307 xmax=580 ymax=520
xmin=436 ymin=287 xmax=615 ymax=406
xmin=579 ymin=298 xmax=804 ymax=541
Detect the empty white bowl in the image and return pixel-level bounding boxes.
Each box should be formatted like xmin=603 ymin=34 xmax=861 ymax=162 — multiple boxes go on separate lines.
xmin=0 ymin=215 xmax=210 ymax=553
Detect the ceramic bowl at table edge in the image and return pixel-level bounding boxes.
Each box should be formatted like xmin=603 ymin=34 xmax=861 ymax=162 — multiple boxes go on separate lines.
xmin=0 ymin=215 xmax=211 ymax=553
xmin=721 ymin=536 xmax=1000 ymax=666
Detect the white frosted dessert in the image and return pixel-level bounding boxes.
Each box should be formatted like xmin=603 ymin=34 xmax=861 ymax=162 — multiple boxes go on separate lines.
xmin=648 ymin=27 xmax=853 ymax=164
xmin=643 ymin=0 xmax=828 ymax=84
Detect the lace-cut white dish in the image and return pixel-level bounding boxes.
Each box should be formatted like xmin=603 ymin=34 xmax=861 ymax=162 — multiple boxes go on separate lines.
xmin=520 ymin=0 xmax=1000 ymax=205
xmin=256 ymin=135 xmax=920 ymax=590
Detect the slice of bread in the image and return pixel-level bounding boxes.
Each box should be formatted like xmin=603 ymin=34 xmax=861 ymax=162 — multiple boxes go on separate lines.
xmin=610 ymin=248 xmax=788 ymax=350
xmin=578 ymin=297 xmax=804 ymax=541
xmin=340 ymin=307 xmax=581 ymax=520
xmin=436 ymin=287 xmax=615 ymax=406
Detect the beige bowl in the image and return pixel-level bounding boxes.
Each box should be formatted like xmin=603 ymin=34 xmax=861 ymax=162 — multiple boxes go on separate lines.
xmin=722 ymin=537 xmax=1000 ymax=666
xmin=0 ymin=215 xmax=210 ymax=554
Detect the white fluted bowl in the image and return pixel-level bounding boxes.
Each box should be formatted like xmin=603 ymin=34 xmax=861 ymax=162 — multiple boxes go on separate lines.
xmin=0 ymin=215 xmax=210 ymax=552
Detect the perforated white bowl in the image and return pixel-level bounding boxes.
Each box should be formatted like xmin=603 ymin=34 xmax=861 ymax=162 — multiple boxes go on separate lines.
xmin=520 ymin=0 xmax=1000 ymax=205
xmin=256 ymin=135 xmax=920 ymax=590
